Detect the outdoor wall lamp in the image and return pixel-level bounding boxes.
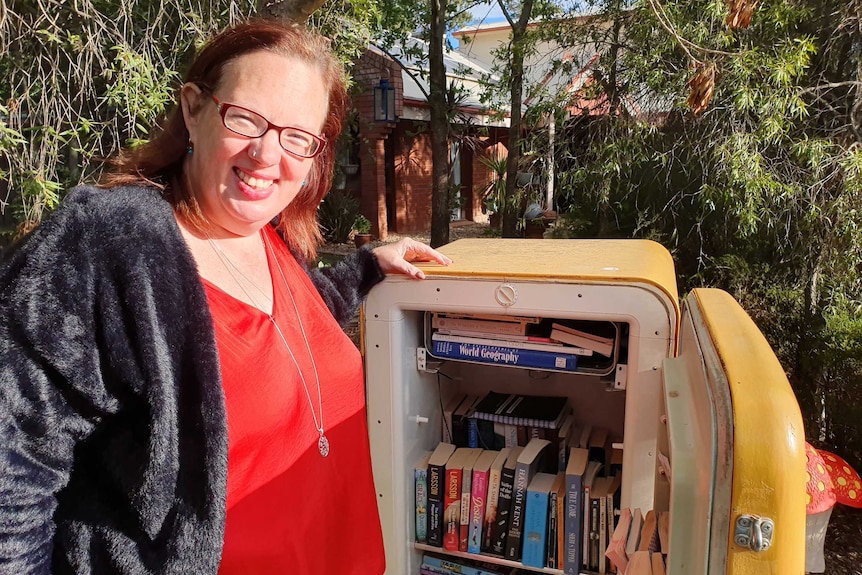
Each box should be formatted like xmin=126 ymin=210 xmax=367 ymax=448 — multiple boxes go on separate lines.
xmin=373 ymin=78 xmax=396 ymax=123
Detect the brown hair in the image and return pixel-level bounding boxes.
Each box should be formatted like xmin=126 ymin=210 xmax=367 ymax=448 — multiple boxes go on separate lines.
xmin=100 ymin=19 xmax=348 ymax=260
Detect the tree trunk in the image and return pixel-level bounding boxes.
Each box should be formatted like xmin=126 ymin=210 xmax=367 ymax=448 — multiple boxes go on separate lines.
xmin=500 ymin=0 xmax=534 ymax=238
xmin=256 ymin=0 xmax=327 ymax=22
xmin=428 ymin=0 xmax=451 ymax=248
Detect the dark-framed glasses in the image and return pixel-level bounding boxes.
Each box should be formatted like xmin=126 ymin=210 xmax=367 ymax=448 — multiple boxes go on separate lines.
xmin=211 ymin=95 xmax=326 ymax=159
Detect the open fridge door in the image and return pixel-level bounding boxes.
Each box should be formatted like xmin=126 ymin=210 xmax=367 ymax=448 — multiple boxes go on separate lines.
xmin=661 ymin=288 xmax=806 ymax=574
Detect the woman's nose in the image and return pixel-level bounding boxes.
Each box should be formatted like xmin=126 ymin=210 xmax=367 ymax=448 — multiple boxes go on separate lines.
xmin=249 ymin=128 xmax=283 ymax=164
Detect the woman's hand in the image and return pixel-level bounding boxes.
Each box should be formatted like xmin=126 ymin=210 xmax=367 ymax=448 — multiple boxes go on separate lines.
xmin=372 ymin=238 xmax=453 ymax=280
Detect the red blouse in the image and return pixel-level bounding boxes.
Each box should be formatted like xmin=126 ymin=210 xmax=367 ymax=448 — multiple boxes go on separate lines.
xmin=203 ymin=227 xmax=385 ymax=575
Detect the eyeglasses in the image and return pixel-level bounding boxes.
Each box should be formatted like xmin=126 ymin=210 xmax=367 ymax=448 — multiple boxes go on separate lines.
xmin=210 ymin=95 xmax=326 ymax=159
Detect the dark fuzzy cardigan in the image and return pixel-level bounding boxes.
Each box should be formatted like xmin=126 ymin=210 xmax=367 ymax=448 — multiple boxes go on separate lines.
xmin=0 ymin=186 xmax=384 ymax=574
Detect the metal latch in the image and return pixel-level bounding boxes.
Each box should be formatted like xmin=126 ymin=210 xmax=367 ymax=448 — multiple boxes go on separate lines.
xmin=734 ymin=514 xmax=774 ymax=552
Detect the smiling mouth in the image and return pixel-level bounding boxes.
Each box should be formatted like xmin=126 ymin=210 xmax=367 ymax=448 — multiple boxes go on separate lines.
xmin=236 ymin=169 xmax=274 ymax=190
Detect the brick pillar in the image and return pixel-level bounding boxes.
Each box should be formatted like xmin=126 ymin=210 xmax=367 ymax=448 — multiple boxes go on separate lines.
xmin=360 ymin=133 xmax=389 ymax=240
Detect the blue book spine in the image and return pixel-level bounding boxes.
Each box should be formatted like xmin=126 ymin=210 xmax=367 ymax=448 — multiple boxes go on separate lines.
xmin=415 ymin=466 xmax=429 ymax=543
xmin=431 ymin=340 xmax=578 ymax=372
xmin=522 ymin=488 xmax=550 ymax=568
xmin=467 ymin=417 xmax=479 ymax=448
xmin=564 ymin=474 xmax=584 ymax=573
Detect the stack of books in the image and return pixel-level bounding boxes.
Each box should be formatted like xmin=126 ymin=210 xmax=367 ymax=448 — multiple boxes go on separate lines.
xmin=427 ymin=313 xmax=616 ymax=373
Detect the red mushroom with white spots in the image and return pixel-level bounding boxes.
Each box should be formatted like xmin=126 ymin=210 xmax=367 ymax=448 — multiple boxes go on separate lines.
xmin=817 ymin=448 xmax=862 ymax=509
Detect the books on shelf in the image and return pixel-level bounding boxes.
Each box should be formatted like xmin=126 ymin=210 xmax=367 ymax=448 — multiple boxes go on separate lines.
xmin=429 ymin=339 xmax=580 ymax=372
xmin=549 ymin=321 xmax=615 ymax=357
xmin=431 ymin=313 xmax=535 ymax=336
xmin=432 ymin=332 xmax=593 ymax=356
xmin=427 ymin=443 xmax=457 ymax=547
xmin=505 ymin=438 xmax=551 ymax=561
xmin=443 ymin=448 xmax=483 ymax=551
xmin=415 ymin=451 xmax=433 ymax=544
xmin=422 ymin=552 xmax=520 ymax=575
xmin=472 ymin=391 xmax=570 ymax=430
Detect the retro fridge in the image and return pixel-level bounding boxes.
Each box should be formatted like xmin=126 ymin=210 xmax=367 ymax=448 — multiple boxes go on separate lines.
xmin=361 ymin=239 xmax=806 ymax=575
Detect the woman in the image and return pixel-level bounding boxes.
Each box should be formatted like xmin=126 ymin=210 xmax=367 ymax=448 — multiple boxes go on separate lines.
xmin=0 ymin=20 xmax=450 ymax=574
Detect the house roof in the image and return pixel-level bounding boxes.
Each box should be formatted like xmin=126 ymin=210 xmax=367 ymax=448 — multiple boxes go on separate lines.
xmin=373 ymin=38 xmax=509 ymax=126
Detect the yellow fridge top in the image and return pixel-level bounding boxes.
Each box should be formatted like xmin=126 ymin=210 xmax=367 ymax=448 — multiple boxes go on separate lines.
xmin=418 ymin=238 xmax=680 ymax=306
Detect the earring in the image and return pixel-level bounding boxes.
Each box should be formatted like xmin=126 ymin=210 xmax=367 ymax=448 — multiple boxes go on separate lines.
xmin=301 ymin=180 xmax=307 ymax=187
xmin=186 ymin=140 xmax=193 ymax=155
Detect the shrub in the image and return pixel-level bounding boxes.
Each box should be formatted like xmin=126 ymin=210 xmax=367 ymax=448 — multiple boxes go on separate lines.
xmin=318 ymin=189 xmax=360 ymax=243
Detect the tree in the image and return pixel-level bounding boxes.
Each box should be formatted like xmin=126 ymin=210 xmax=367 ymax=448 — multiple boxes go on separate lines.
xmin=0 ymin=0 xmax=379 ymax=244
xmin=547 ymin=0 xmax=862 ymax=464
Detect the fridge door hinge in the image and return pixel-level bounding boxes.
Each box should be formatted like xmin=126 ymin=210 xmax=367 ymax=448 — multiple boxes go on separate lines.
xmin=734 ymin=514 xmax=774 ymax=552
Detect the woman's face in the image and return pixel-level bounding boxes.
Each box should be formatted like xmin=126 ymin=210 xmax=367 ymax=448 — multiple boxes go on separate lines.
xmin=181 ymin=50 xmax=329 ymax=237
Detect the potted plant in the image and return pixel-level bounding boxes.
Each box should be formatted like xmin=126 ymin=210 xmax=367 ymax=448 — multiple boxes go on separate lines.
xmin=353 ymin=214 xmax=373 ymax=248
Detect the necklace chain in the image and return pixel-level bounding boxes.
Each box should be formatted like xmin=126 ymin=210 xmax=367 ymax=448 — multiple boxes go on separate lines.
xmin=206 ymin=231 xmax=329 ymax=457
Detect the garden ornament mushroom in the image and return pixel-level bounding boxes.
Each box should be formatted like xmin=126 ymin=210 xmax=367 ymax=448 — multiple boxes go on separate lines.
xmin=805 ymin=442 xmax=836 ymax=574
xmin=805 ymin=442 xmax=862 ymax=573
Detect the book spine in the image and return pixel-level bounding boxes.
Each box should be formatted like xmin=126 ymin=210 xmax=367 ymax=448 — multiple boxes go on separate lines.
xmin=488 ymin=465 xmax=516 ymax=556
xmin=432 ymin=315 xmax=526 ymax=335
xmin=557 ymin=484 xmax=566 ymax=570
xmin=547 ymin=489 xmax=558 ymax=568
xmin=442 ymin=468 xmax=463 ymax=551
xmin=482 ymin=467 xmax=503 ymax=553
xmin=563 ymin=474 xmax=583 ymax=574
xmin=467 ymin=418 xmax=479 ymax=448
xmin=459 ymin=468 xmax=473 ymax=552
xmin=504 ymin=463 xmax=529 ymax=561
xmin=415 ymin=465 xmax=429 ymax=543
xmin=522 ymin=489 xmax=550 ymax=568
xmin=583 ymin=484 xmax=591 ymax=570
xmin=589 ymin=495 xmax=600 ymax=570
xmin=599 ymin=492 xmax=608 ymax=574
xmin=431 ymin=340 xmax=579 ymax=372
xmin=467 ymin=469 xmax=489 ymax=554
xmin=427 ymin=462 xmax=445 ymax=547
xmin=432 ymin=332 xmax=585 ymax=354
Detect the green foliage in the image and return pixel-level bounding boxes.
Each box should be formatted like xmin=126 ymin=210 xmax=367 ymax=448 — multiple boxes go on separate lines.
xmin=318 ymin=189 xmax=361 ymax=243
xmin=536 ymin=0 xmax=862 ymax=466
xmin=353 ymin=214 xmax=372 ymax=234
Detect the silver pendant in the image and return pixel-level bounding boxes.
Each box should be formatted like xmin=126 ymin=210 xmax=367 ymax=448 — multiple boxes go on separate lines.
xmin=318 ymin=434 xmax=330 ymax=457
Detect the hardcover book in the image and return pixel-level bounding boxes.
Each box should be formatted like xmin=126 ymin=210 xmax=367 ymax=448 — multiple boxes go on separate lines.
xmin=521 ymin=472 xmax=557 ymax=568
xmin=505 ymin=438 xmax=551 ymax=561
xmin=442 ymin=393 xmax=468 ymax=444
xmin=563 ymin=447 xmax=589 ymax=574
xmin=415 ymin=450 xmax=433 ymax=543
xmin=427 ymin=442 xmax=457 ymax=547
xmin=452 ymin=395 xmax=480 ymax=448
xmin=467 ymin=449 xmax=499 ymax=554
xmin=487 ymin=446 xmax=523 ymax=556
xmin=430 ymin=339 xmax=579 ymax=372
